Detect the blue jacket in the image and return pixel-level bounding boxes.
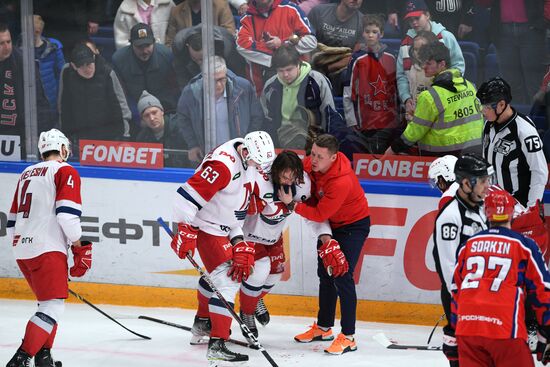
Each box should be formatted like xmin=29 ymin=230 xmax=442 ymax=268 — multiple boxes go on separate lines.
xmin=176 ymin=69 xmax=265 ymax=151
xmin=36 ymin=37 xmax=65 ymax=109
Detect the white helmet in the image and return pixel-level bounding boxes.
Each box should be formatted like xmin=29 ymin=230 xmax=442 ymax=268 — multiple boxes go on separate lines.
xmin=243 ymin=131 xmax=275 ymax=171
xmin=428 ymin=155 xmax=458 ymax=186
xmin=38 ymin=128 xmax=71 ymax=161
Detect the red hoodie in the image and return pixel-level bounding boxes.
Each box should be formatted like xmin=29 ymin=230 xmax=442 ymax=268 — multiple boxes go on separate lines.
xmin=295 ymin=152 xmax=370 ymax=228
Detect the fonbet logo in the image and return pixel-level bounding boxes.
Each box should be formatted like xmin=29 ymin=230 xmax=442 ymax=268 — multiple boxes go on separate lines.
xmin=80 ymin=140 xmax=164 ymax=169
xmin=353 ymin=154 xmax=435 ymax=182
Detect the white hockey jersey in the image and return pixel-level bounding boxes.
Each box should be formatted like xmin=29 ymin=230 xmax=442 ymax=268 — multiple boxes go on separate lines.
xmin=243 ymin=172 xmax=313 ymax=245
xmin=8 ymin=160 xmax=82 ymax=260
xmin=173 ymin=138 xmax=257 ymax=238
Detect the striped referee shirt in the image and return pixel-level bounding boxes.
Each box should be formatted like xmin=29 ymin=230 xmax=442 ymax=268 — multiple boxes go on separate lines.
xmin=482 ymin=110 xmax=548 ymax=208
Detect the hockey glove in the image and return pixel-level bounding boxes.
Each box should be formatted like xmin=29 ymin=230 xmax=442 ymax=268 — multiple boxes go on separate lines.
xmin=228 ymin=240 xmax=255 ymax=282
xmin=70 ymin=241 xmax=92 ymax=277
xmin=318 ymin=239 xmax=348 ymax=277
xmin=171 ymin=223 xmax=198 ymax=258
xmin=537 ymin=329 xmax=550 ymax=365
xmin=442 ymin=325 xmax=458 ymax=363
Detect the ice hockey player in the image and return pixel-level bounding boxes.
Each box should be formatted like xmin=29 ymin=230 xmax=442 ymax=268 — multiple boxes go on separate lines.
xmin=428 ymin=154 xmax=459 ymax=210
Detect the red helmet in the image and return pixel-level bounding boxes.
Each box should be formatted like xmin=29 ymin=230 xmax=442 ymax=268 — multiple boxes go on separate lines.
xmin=484 ymin=186 xmax=515 ymax=222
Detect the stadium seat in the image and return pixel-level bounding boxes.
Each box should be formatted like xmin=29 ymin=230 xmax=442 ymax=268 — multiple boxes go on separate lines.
xmin=91 ymin=36 xmax=116 ymax=63
xmin=463 ymin=51 xmax=478 ymax=84
xmin=458 ymin=41 xmax=480 ymax=59
xmin=484 ymin=53 xmax=499 ymax=80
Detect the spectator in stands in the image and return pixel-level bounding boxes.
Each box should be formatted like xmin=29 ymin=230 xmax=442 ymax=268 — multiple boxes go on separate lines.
xmin=165 ymin=0 xmax=235 ymax=47
xmin=172 ymin=24 xmax=245 ymax=88
xmin=360 ymin=1 xmax=399 ymax=30
xmin=32 ymin=15 xmax=65 ymax=125
xmin=308 ymin=0 xmax=364 ymax=49
xmin=34 ymin=0 xmax=102 ymax=53
xmin=114 ymin=0 xmax=175 ymax=49
xmin=396 ymin=0 xmax=465 ymax=122
xmin=60 ymin=43 xmax=131 ymax=147
xmin=236 ymin=0 xmax=317 ymax=95
xmin=476 ymin=0 xmax=547 ymax=104
xmin=176 ymin=56 xmax=264 ymax=163
xmin=112 ymin=23 xmax=178 ymax=127
xmin=262 ymin=44 xmax=346 ymax=151
xmin=0 ymin=23 xmax=51 ymax=157
xmin=423 ymin=0 xmax=475 ymax=38
xmin=343 ymin=14 xmax=399 ymax=154
xmin=136 ymin=90 xmax=190 ymax=167
xmin=296 ymin=0 xmax=330 ymax=15
xmin=404 ymin=30 xmax=439 ymax=121
xmin=385 ymin=42 xmax=482 ymax=156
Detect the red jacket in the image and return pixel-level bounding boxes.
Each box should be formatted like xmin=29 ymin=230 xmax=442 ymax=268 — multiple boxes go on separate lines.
xmin=295 ymin=152 xmax=370 ymax=228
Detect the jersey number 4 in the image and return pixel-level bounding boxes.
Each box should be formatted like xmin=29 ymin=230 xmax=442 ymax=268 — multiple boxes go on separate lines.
xmin=461 ymin=255 xmax=511 ymax=292
xmin=18 ymin=180 xmax=32 ymax=218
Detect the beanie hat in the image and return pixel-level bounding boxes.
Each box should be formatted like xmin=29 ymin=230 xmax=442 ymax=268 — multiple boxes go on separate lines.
xmin=137 ymin=90 xmax=163 ymax=116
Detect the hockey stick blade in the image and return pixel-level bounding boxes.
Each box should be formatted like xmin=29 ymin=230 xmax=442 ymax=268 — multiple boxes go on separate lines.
xmin=138 ymin=315 xmax=255 ymax=348
xmin=373 ymin=333 xmax=442 ymax=351
xmin=68 ymin=289 xmax=151 ymax=340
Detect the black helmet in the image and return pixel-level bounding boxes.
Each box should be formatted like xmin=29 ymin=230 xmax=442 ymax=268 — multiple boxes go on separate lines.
xmin=454 ymin=153 xmax=494 ymax=183
xmin=476 ymin=77 xmax=512 ymax=105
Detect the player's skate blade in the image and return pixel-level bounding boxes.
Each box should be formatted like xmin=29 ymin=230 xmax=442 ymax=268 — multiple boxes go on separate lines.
xmin=207 ymin=338 xmax=248 ymax=365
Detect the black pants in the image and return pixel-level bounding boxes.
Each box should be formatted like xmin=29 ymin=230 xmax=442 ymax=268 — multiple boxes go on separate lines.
xmin=317 ymin=216 xmax=370 ymax=335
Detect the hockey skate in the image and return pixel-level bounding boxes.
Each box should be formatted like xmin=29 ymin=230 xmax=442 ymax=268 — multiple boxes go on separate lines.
xmin=34 ymin=348 xmax=62 ymax=367
xmin=254 ymin=299 xmax=270 ymax=326
xmin=6 ymin=348 xmax=31 ymax=367
xmin=207 ymin=338 xmax=248 ymax=366
xmin=239 ymin=311 xmax=258 ymax=339
xmin=190 ymin=316 xmax=212 ymax=345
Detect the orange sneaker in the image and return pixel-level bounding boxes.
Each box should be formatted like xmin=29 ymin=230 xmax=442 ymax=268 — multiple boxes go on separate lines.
xmin=294 ymin=322 xmax=334 ymax=343
xmin=324 ymin=333 xmax=357 ymax=355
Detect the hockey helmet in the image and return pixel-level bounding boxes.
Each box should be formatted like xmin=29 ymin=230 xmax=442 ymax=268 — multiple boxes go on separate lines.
xmin=38 ymin=128 xmax=71 ymax=161
xmin=454 ymin=153 xmax=494 ymax=186
xmin=485 ymin=186 xmax=515 ymax=222
xmin=476 ymin=77 xmax=512 ymax=105
xmin=244 ymin=131 xmax=275 ymax=171
xmin=428 ymin=155 xmax=458 ymax=187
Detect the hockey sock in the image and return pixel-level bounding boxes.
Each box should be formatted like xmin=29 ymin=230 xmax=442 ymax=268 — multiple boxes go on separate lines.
xmin=239 ymin=290 xmax=259 ymax=315
xmin=21 ymin=312 xmax=56 ymax=356
xmin=209 ymin=298 xmax=234 ymax=340
xmin=43 ymin=324 xmax=58 ymax=349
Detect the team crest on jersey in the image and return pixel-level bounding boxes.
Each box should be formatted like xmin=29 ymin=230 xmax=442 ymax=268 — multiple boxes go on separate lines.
xmin=494 ymin=138 xmax=515 ymax=155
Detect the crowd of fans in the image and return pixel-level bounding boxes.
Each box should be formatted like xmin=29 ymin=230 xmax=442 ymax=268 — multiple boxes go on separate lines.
xmin=1 ymin=0 xmax=550 ymax=168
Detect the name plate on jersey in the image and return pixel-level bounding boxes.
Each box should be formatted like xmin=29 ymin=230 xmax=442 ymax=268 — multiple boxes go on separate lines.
xmin=353 ymin=154 xmax=435 ymax=183
xmin=0 ymin=135 xmax=21 ymax=161
xmin=79 ymin=140 xmax=164 ymax=169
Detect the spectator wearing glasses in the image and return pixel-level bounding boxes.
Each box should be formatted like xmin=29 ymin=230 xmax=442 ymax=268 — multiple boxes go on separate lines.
xmin=176 ymin=56 xmax=264 ymax=163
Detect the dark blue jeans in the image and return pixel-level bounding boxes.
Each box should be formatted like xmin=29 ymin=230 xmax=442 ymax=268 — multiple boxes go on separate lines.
xmin=497 ymin=23 xmax=546 ymax=104
xmin=316 ymin=216 xmax=371 ymax=336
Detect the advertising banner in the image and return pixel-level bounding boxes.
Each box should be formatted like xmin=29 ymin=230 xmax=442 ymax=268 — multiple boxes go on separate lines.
xmin=79 ymin=140 xmax=164 ymax=169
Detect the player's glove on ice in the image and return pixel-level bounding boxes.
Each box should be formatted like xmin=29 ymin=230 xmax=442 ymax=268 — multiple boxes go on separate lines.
xmin=537 ymin=330 xmax=550 ymax=365
xmin=318 ymin=239 xmax=348 ymax=277
xmin=442 ymin=325 xmax=458 ymax=363
xmin=70 ymin=241 xmax=92 ymax=277
xmin=228 ymin=239 xmax=255 ymax=282
xmin=171 ymin=223 xmax=198 ymax=258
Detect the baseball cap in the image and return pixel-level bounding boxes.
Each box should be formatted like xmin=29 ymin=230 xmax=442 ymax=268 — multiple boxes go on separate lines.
xmin=404 ymin=0 xmax=429 ymax=19
xmin=71 ymin=43 xmax=95 ymax=67
xmin=130 ymin=23 xmax=155 ymax=46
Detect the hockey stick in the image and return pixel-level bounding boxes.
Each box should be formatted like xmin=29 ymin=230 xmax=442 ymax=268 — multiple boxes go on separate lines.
xmin=373 ymin=333 xmax=442 ymax=351
xmin=68 ymin=288 xmax=152 ymax=340
xmin=137 ymin=315 xmax=252 ymax=348
xmin=426 ymin=313 xmax=446 ymax=345
xmin=158 ymin=217 xmax=279 ymax=367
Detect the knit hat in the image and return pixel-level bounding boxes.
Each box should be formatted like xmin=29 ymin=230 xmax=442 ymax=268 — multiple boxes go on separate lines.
xmin=403 ymin=0 xmax=429 ymax=19
xmin=137 ymin=90 xmax=163 ymax=116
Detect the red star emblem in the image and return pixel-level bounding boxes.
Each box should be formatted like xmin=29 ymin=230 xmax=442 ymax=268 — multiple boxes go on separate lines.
xmin=370 ymin=75 xmax=387 ymax=96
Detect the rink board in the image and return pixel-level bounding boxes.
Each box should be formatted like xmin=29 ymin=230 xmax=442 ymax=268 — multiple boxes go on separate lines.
xmin=1 ymin=162 xmax=548 ymax=325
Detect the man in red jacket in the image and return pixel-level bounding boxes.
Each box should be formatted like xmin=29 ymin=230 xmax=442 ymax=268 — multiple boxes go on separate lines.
xmin=278 ymin=133 xmax=371 ymax=355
